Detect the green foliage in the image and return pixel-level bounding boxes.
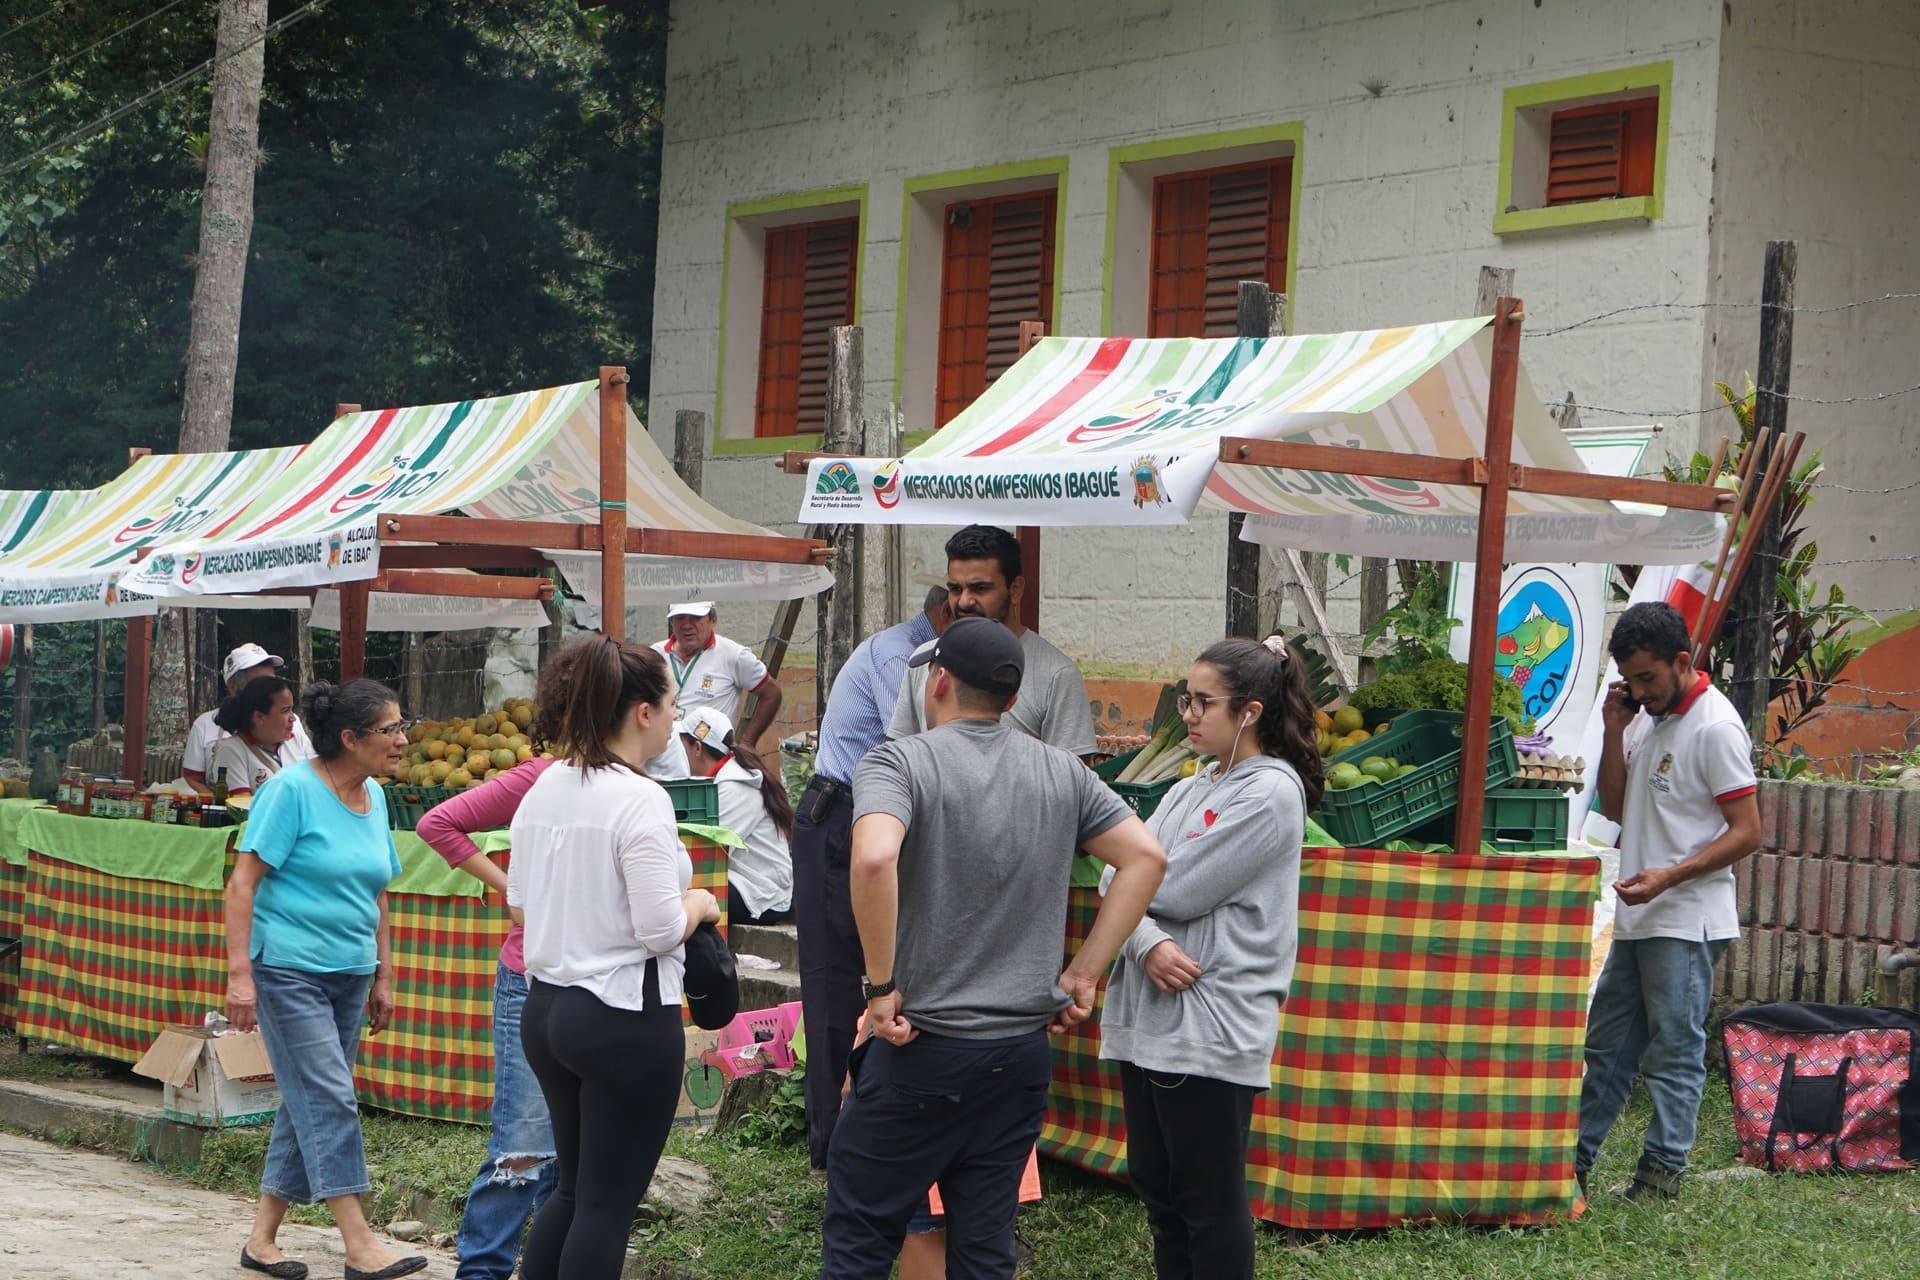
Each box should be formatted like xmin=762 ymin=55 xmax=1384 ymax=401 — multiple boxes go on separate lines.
xmin=0 ymin=620 xmax=129 ymax=761
xmin=1350 ymin=655 xmax=1532 ymax=734
xmin=1667 ymin=379 xmax=1870 ymax=746
xmin=727 ymin=1065 xmax=809 ymax=1149
xmin=1361 ymin=563 xmax=1460 ymax=677
xmin=0 ymin=0 xmax=667 ymax=488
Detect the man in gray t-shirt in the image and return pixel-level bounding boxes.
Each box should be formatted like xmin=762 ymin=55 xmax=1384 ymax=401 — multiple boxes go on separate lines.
xmin=887 ymin=524 xmax=1098 ymax=758
xmin=820 ymin=618 xmax=1165 ymax=1279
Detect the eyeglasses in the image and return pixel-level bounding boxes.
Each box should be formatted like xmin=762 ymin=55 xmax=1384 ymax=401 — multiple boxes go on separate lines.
xmin=360 ymin=720 xmax=412 ymax=739
xmin=1176 ymin=691 xmax=1237 ymax=716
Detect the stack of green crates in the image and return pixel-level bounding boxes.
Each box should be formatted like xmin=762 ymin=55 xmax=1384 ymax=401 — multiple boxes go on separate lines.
xmin=661 ymin=777 xmax=720 ymax=826
xmin=1311 ymin=710 xmax=1519 ymax=847
xmin=1414 ymin=786 xmax=1570 ymax=852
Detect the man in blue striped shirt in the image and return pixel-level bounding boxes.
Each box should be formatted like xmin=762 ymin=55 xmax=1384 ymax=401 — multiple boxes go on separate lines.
xmin=793 ymin=586 xmax=949 ymax=1169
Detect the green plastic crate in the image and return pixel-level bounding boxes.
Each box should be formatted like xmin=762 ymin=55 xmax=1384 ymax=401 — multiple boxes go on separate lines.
xmin=383 ymin=782 xmax=456 ymax=831
xmin=1414 ymin=786 xmax=1570 ymax=852
xmin=1311 ymin=710 xmax=1519 ymax=848
xmin=1094 ymin=748 xmax=1180 ymax=820
xmin=661 ymin=777 xmax=721 ymax=826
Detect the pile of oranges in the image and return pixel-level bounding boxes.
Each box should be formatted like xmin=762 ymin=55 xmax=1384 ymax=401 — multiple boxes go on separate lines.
xmin=385 ymin=699 xmax=552 ymax=789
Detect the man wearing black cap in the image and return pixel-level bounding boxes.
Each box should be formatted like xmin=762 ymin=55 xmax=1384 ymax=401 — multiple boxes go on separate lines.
xmin=821 ymin=618 xmax=1166 ymax=1279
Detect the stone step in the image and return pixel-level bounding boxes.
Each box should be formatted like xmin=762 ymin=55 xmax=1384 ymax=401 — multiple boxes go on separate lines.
xmin=730 ymin=921 xmax=799 ymax=969
xmin=739 ymin=964 xmax=801 ymax=1013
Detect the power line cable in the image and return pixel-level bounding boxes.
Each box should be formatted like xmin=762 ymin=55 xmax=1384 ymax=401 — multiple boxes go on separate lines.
xmin=0 ymin=1 xmax=63 ymax=43
xmin=3 ymin=0 xmax=194 ymax=103
xmin=0 ymin=0 xmax=327 ymax=178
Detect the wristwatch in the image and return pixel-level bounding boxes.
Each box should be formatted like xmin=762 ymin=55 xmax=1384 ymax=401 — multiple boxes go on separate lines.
xmin=861 ymin=976 xmax=896 ymax=1001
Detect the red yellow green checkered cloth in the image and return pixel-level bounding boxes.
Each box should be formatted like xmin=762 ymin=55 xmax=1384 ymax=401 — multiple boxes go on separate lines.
xmin=9 ymin=818 xmax=728 ymax=1128
xmin=1043 ymin=847 xmax=1598 ymax=1228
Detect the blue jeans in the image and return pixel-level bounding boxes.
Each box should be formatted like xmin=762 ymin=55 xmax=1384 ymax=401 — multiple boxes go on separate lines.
xmin=1576 ymin=936 xmax=1730 ymax=1175
xmin=253 ymin=963 xmax=373 ymax=1203
xmin=456 ymin=964 xmax=557 ymax=1280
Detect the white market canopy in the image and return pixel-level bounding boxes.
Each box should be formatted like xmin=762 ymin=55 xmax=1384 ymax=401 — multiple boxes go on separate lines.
xmin=0 ymin=486 xmax=96 ymax=559
xmin=124 ymin=381 xmax=833 ymax=606
xmin=798 ymin=317 xmax=1720 ymax=565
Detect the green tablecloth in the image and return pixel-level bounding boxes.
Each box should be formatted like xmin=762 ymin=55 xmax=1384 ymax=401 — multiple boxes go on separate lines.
xmin=0 ymin=798 xmax=48 ymax=868
xmin=15 ymin=808 xmax=236 ymax=889
xmin=387 ymin=822 xmax=742 ymax=899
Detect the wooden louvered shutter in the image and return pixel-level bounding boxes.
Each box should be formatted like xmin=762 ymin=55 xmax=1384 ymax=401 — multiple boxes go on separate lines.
xmin=935 ymin=191 xmax=1057 ymax=427
xmin=1149 ymin=159 xmax=1291 ymax=338
xmin=755 ymin=217 xmax=858 ymax=437
xmin=1546 ymin=97 xmax=1658 ymax=206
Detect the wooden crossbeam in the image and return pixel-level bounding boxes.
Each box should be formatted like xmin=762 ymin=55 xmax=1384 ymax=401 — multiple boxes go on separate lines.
xmin=374 ymin=570 xmax=555 ymax=601
xmin=377 ymin=514 xmax=829 ymax=565
xmin=377 ymin=545 xmax=552 ymax=571
xmin=779 ymin=450 xmax=857 ymax=475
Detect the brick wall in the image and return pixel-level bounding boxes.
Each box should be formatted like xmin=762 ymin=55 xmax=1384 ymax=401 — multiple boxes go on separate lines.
xmin=1723 ymin=780 xmax=1920 ymax=1010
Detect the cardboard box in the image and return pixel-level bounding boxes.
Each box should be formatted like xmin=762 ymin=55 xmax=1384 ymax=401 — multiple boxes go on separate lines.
xmin=133 ymin=1027 xmax=280 ymax=1128
xmin=676 ymin=1027 xmax=724 ymax=1127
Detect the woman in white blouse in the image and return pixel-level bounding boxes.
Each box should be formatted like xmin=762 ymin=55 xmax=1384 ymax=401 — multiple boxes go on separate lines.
xmin=507 ymin=635 xmax=720 ymax=1280
xmin=207 ymin=676 xmax=309 ymax=796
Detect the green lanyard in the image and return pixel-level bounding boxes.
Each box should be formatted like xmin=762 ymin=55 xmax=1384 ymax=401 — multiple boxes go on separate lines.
xmin=668 ymin=645 xmax=704 ymax=694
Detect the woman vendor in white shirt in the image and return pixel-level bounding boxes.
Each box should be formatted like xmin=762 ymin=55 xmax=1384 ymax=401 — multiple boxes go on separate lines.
xmin=207 ymin=676 xmax=311 ymax=796
xmin=676 ymin=706 xmax=794 ymax=930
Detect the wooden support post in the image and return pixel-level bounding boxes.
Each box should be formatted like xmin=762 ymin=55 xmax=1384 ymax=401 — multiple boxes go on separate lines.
xmin=321 ymin=405 xmax=360 ymax=691
xmin=294 ymin=610 xmax=314 ymax=695
xmin=339 ymin=582 xmax=370 ymax=681
xmin=1729 ymin=241 xmax=1796 ymax=731
xmin=1454 ymin=297 xmax=1524 ymax=854
xmin=598 ymin=368 xmax=630 ymax=640
xmin=124 ymin=616 xmax=151 ymax=786
xmin=673 ymin=409 xmax=706 ymax=495
xmin=818 ymin=327 xmax=865 ymax=716
xmin=1226 ymin=281 xmax=1272 ymax=639
xmin=12 ymin=625 xmax=30 ymax=761
xmin=1358 ymin=559 xmax=1388 ymax=682
xmin=92 ymin=619 xmax=106 ymax=731
xmin=1016 ymin=319 xmax=1046 ymax=633
xmin=402 ymin=632 xmax=424 ymax=716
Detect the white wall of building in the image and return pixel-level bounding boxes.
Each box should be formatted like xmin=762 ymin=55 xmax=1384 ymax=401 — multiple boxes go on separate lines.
xmin=1703 ymin=0 xmax=1920 ymax=625
xmin=649 ymin=0 xmax=1730 ymax=670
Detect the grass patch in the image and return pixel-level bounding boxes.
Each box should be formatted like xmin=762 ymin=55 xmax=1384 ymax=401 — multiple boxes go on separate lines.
xmin=0 ymin=1030 xmax=119 ymax=1084
xmin=8 ymin=1028 xmax=1916 ymax=1277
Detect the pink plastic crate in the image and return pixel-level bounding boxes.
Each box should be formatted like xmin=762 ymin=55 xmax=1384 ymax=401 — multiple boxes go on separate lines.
xmin=701 ymin=1001 xmax=802 ymax=1080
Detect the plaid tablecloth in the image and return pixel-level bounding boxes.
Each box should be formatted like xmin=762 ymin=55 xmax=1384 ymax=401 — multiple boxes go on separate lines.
xmin=13 ymin=822 xmax=729 ymax=1127
xmin=0 ymin=855 xmax=30 ymax=1030
xmin=1041 ymin=847 xmax=1598 ymax=1228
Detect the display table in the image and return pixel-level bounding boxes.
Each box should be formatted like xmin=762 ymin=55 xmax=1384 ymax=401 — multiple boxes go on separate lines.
xmin=0 ymin=798 xmax=46 ymax=1029
xmin=1041 ymin=846 xmax=1600 ymax=1228
xmin=9 ymin=808 xmax=733 ymax=1126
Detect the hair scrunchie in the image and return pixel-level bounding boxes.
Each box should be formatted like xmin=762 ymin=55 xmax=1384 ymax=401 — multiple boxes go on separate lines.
xmin=1260 ymin=634 xmax=1290 ymax=664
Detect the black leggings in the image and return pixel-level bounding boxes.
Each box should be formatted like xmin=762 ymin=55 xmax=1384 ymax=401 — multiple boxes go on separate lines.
xmin=519 ymin=969 xmax=684 ymax=1280
xmin=1118 ymin=1062 xmax=1262 ymax=1280
xmin=728 ymin=880 xmax=794 ymax=928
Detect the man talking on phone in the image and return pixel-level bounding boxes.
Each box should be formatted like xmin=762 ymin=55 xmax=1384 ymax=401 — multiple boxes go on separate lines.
xmin=1577 ymin=601 xmax=1762 ymax=1202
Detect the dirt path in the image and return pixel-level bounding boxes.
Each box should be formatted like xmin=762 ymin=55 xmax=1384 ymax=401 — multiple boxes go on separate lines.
xmin=0 ymin=1130 xmax=457 ymax=1280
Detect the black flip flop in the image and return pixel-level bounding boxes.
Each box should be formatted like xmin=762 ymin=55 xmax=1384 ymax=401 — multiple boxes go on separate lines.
xmin=345 ymin=1257 xmax=429 ymax=1280
xmin=239 ymin=1248 xmax=309 ymax=1280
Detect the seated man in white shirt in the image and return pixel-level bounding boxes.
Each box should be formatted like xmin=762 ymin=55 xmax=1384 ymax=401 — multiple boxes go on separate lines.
xmin=183 ymin=643 xmax=314 ymax=789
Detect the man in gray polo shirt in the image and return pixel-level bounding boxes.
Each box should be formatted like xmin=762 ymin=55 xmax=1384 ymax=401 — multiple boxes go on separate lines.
xmin=821 ymin=618 xmax=1166 ymax=1279
xmin=889 ymin=525 xmax=1098 ymax=759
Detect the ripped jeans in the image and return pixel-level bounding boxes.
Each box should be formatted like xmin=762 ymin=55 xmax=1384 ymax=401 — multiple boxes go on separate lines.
xmin=456 ymin=963 xmax=557 ymax=1280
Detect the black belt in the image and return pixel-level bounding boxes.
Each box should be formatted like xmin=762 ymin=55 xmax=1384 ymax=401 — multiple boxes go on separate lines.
xmin=807 ymin=774 xmax=852 ymax=805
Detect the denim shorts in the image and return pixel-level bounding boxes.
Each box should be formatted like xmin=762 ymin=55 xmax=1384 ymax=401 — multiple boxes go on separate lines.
xmin=252 ymin=962 xmax=372 ymax=1203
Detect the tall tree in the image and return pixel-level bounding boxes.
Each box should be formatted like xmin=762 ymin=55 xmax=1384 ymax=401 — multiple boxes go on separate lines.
xmin=159 ymin=0 xmax=271 ymax=734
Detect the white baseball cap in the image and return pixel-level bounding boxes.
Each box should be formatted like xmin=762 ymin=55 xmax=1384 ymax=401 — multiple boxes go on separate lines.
xmin=222 ymin=643 xmax=285 ymax=684
xmin=675 ymin=706 xmax=735 ymax=753
xmin=667 ymin=601 xmax=717 ymax=619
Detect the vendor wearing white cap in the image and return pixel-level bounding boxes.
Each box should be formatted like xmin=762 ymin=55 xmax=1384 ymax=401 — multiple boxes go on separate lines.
xmin=652 ymin=602 xmax=784 ymax=750
xmin=677 ymin=705 xmax=794 ymax=931
xmin=183 ymin=643 xmax=314 ymax=789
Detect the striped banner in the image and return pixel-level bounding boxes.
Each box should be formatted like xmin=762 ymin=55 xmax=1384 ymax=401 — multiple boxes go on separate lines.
xmin=798 ymin=322 xmax=1720 ymax=565
xmin=126 ymin=384 xmax=832 ymax=605
xmin=12 ymin=834 xmax=729 ymax=1126
xmin=0 ymin=488 xmax=95 ymax=560
xmin=1042 ymin=848 xmax=1597 ymax=1227
xmin=0 ymin=447 xmax=304 ymax=621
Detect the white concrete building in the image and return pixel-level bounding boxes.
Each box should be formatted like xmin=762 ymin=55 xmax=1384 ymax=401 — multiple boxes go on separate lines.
xmin=645 ymin=0 xmax=1919 ymax=672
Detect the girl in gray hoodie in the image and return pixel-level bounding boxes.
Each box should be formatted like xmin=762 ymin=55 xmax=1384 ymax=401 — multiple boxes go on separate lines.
xmin=1098 ymin=635 xmax=1322 ymax=1280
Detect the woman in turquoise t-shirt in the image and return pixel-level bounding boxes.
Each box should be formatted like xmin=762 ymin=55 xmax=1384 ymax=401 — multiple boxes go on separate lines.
xmin=223 ymin=679 xmax=427 ymax=1280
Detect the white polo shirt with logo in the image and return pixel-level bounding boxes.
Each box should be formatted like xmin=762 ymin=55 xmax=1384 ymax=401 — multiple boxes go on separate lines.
xmin=1615 ymin=675 xmax=1757 ymax=942
xmin=652 ymin=633 xmax=771 ymax=721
